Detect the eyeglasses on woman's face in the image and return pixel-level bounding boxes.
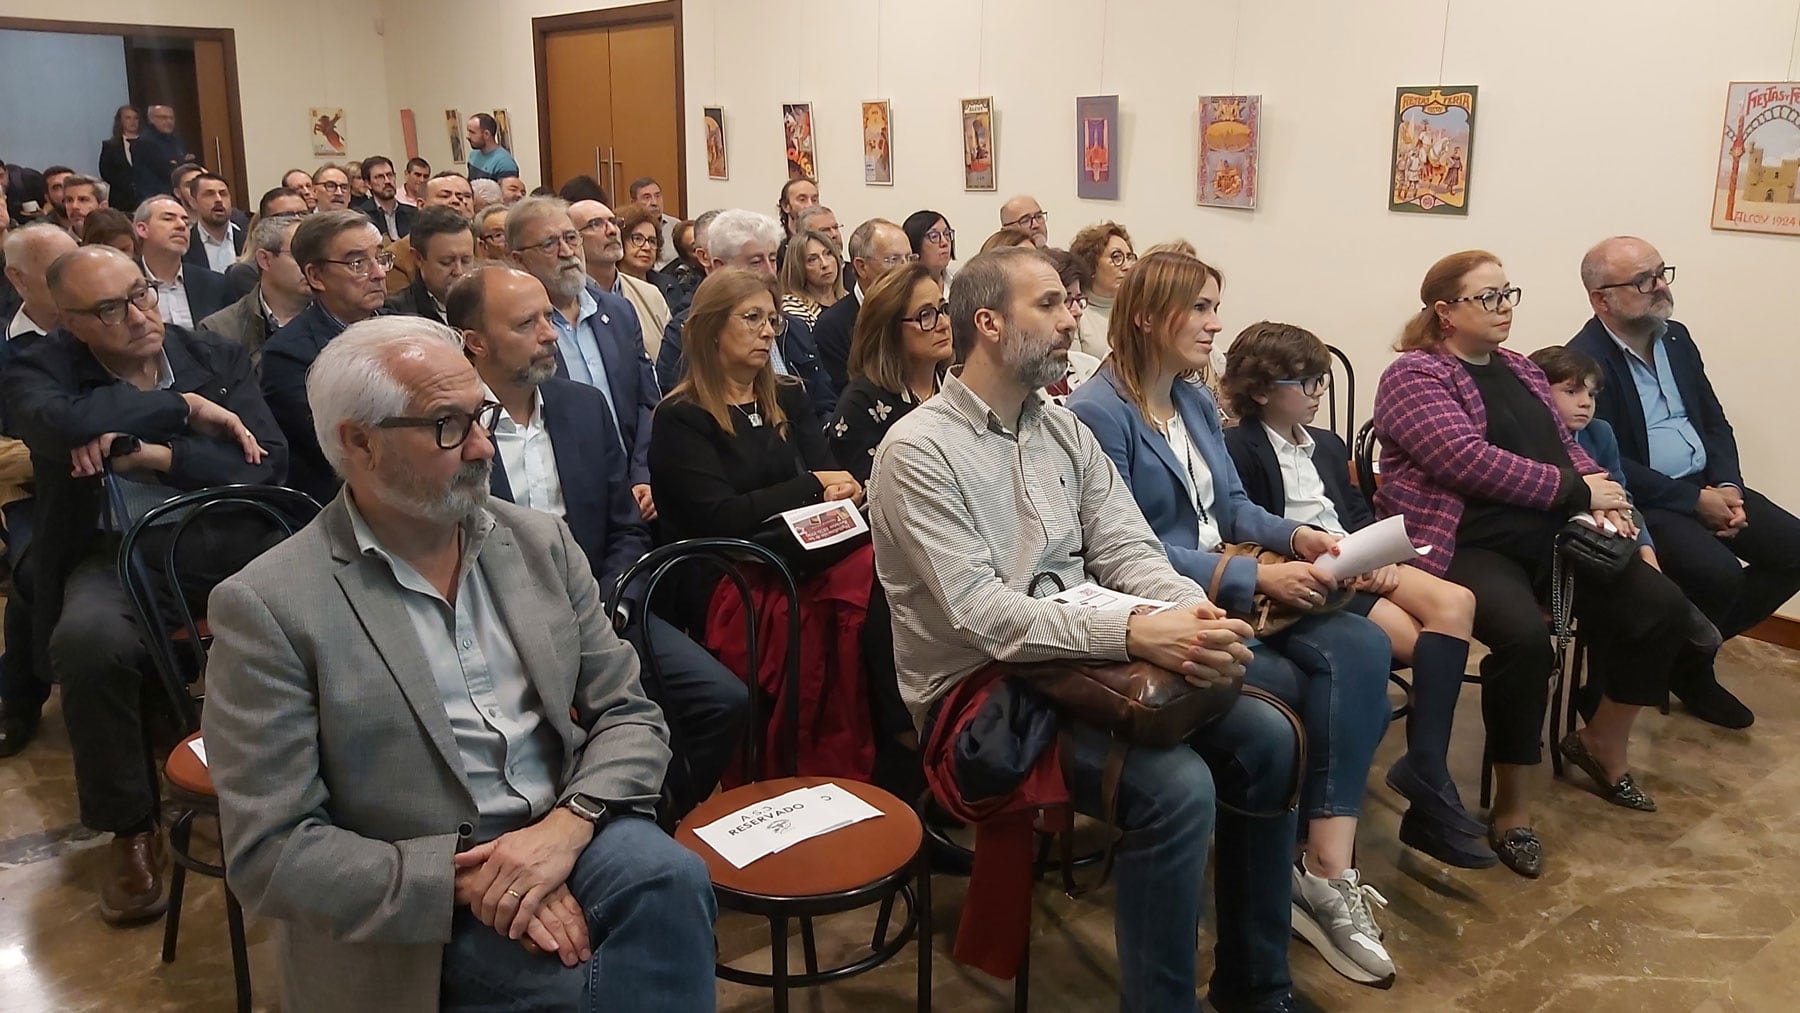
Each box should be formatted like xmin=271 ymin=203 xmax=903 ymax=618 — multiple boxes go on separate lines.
xmin=923 ymin=227 xmax=954 ymax=246
xmin=376 ymin=400 xmax=503 ymax=450
xmin=903 ymin=302 xmax=951 ymax=331
xmin=626 ymin=231 xmax=658 ymax=249
xmin=1275 ymin=375 xmax=1331 ymax=397
xmin=1106 ymin=248 xmax=1138 ymax=268
xmin=735 ymin=310 xmax=788 ymax=336
xmin=1444 ymin=285 xmax=1523 ymax=314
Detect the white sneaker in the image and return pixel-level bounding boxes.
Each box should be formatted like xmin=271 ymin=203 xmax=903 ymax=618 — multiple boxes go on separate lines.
xmin=1290 ymin=863 xmax=1396 ymax=988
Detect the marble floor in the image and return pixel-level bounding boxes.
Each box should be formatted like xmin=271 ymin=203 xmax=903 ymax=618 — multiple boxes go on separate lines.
xmin=2 ymin=636 xmax=1798 ymax=1011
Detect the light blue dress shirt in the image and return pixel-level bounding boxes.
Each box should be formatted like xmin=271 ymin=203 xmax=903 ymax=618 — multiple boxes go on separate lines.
xmin=1606 ymin=323 xmax=1706 ymax=479
xmin=552 ymin=287 xmax=625 ymax=449
xmin=347 ymin=499 xmax=562 ymax=842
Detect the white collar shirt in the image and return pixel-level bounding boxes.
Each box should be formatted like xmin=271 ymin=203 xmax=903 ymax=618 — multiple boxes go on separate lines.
xmin=1264 ymin=423 xmax=1345 ymax=536
xmin=143 ymin=262 xmax=194 ymax=327
xmin=485 ymin=385 xmax=566 ymax=518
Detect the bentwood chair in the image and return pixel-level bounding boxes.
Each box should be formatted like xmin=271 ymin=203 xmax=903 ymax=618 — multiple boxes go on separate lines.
xmin=113 ymin=480 xmax=320 ymax=1013
xmin=607 ymin=538 xmax=931 ymax=1013
xmin=1324 ymin=344 xmax=1358 ymax=444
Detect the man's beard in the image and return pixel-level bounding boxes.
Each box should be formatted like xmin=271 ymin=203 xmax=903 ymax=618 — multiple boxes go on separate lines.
xmin=543 ymin=257 xmax=586 ymax=303
xmin=516 ymin=356 xmax=558 ymax=387
xmin=372 ymin=458 xmax=492 ymax=526
xmin=1002 ymin=319 xmax=1071 ymax=389
xmin=1619 ymin=289 xmax=1674 ymax=330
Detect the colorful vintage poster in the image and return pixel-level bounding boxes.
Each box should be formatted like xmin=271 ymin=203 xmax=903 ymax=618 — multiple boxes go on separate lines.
xmin=704 ymin=106 xmax=728 ymax=180
xmin=444 ymin=109 xmax=465 ymax=163
xmin=862 ymin=101 xmax=893 ymax=185
xmin=962 ymin=97 xmax=995 ymax=191
xmin=492 ymin=109 xmax=513 ymax=153
xmin=1389 ymin=85 xmax=1477 ymax=215
xmin=1197 ymin=95 xmax=1260 ymax=208
xmin=310 ymin=108 xmax=347 ymax=157
xmin=1712 ymin=82 xmax=1800 ymax=236
xmin=782 ymin=102 xmax=817 ymax=180
xmin=1077 ymin=95 xmax=1120 ymax=200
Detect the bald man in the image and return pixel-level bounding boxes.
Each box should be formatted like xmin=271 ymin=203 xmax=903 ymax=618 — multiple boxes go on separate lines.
xmin=999 ymin=195 xmax=1049 ymax=247
xmin=813 ymin=217 xmax=915 ymax=391
xmin=570 ymin=199 xmax=671 ymax=358
xmin=1568 ymin=235 xmax=1800 ymax=729
xmin=4 ymin=223 xmax=78 ymax=352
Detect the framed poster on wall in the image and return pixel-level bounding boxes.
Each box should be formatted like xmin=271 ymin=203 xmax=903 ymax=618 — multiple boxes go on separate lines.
xmin=1712 ymin=82 xmax=1800 ymax=236
xmin=704 ymin=106 xmax=728 ymax=180
xmin=311 ymin=108 xmax=347 ymax=157
xmin=863 ymin=101 xmax=893 ymax=185
xmin=1197 ymin=95 xmax=1259 ymax=208
xmin=962 ymin=97 xmax=995 ymax=191
xmin=783 ymin=102 xmax=817 ymax=180
xmin=1076 ymin=95 xmax=1120 ymax=200
xmin=445 ymin=109 xmax=466 ymax=163
xmin=1389 ymin=85 xmax=1476 ymax=215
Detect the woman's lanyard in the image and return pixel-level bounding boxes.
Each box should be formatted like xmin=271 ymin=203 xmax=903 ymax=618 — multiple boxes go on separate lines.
xmin=1157 ymin=412 xmax=1212 ymax=527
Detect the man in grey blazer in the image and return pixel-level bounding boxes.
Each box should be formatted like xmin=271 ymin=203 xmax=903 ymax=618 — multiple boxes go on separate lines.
xmin=202 ymin=315 xmax=717 ymax=1012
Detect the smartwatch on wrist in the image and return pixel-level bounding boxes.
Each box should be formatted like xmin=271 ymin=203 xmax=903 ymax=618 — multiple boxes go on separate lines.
xmin=559 ymin=793 xmax=611 ymax=830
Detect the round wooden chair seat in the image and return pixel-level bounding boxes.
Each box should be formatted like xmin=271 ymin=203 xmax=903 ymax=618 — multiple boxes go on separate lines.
xmin=676 ymin=776 xmax=922 ymax=900
xmin=165 ymin=733 xmax=216 ymax=798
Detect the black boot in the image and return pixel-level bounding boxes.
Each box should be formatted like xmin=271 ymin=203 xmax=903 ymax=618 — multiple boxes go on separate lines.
xmin=0 ymin=700 xmax=42 ymax=758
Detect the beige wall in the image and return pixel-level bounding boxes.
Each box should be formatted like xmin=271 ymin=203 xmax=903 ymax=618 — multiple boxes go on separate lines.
xmin=5 ymin=0 xmax=392 ymax=195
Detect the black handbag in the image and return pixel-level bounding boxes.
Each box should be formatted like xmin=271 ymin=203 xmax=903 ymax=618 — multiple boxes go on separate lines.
xmin=1556 ymin=515 xmax=1634 ymax=581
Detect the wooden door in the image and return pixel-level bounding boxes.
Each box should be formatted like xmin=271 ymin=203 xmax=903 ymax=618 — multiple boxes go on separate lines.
xmin=191 ymin=38 xmax=243 ymax=202
xmin=605 ymin=22 xmax=680 ymax=217
xmin=543 ymin=27 xmax=613 ymax=194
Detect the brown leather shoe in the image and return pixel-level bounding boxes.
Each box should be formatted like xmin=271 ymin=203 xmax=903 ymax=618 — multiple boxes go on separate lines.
xmin=98 ymin=830 xmax=169 ymax=925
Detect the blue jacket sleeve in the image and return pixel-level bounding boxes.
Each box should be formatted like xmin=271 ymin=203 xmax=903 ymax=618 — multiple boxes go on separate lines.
xmin=655 ymin=315 xmax=685 ymax=395
xmin=1578 ymin=421 xmax=1654 ymax=550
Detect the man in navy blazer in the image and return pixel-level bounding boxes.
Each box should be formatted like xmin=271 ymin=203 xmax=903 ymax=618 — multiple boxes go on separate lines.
xmin=453 ymin=264 xmax=747 ymax=819
xmin=652 ymin=209 xmax=837 ymax=424
xmin=1569 ymin=236 xmax=1800 ymax=728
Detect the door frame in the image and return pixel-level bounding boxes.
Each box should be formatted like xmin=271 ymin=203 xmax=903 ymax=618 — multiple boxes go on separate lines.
xmin=0 ymin=16 xmax=248 ymax=204
xmin=532 ymin=1 xmax=686 ymax=214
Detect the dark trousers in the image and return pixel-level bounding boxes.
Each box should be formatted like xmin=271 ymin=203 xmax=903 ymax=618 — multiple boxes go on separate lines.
xmin=49 ymin=549 xmax=161 ymax=833
xmin=1644 ymin=483 xmax=1800 ymax=642
xmin=636 ymin=613 xmax=749 ymax=819
xmin=1445 ymin=546 xmax=1692 ymax=766
xmin=0 ymin=499 xmax=46 ymax=708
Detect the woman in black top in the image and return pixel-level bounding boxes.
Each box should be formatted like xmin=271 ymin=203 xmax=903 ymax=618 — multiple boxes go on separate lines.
xmin=97 ymin=105 xmax=142 ymax=213
xmin=828 ymin=261 xmax=951 ymax=482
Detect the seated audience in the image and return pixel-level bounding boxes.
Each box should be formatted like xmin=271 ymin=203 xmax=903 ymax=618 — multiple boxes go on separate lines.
xmin=360 ymin=155 xmax=415 ymax=242
xmin=570 ymin=199 xmax=672 ymax=355
xmin=450 ymin=264 xmax=748 ymax=818
xmin=79 ymin=208 xmax=138 ymax=256
xmin=97 ymin=105 xmax=142 ymax=213
xmin=998 ymin=194 xmax=1050 ymax=246
xmin=1067 ymin=220 xmax=1136 ymax=359
xmin=184 ymin=173 xmax=245 ymax=274
xmin=827 ymin=261 xmax=950 ymax=483
xmin=198 ymin=212 xmax=308 ymax=367
xmin=1374 ymin=250 xmax=1704 ymax=877
xmin=1068 ymin=252 xmax=1396 ymax=988
xmin=625 ymin=176 xmax=678 ymax=270
xmin=62 ymin=175 xmax=109 ymax=237
xmin=1567 ymin=236 xmax=1800 ymax=729
xmin=261 ymin=211 xmax=393 ymax=503
xmin=505 ymin=195 xmax=659 ymax=522
xmin=655 ymin=210 xmax=835 ymax=423
xmin=1039 ymin=247 xmax=1101 ymax=400
xmin=661 ymin=215 xmax=706 ymax=314
xmin=776 ymin=228 xmax=844 ymax=327
xmin=134 ymin=196 xmax=231 ymax=327
xmin=794 ymin=206 xmax=843 ymax=257
xmin=616 ymin=202 xmax=684 ymax=338
xmin=474 ymin=204 xmax=509 ymax=261
xmin=2 ymin=246 xmax=282 ymax=924
xmin=812 ymin=217 xmax=913 ymax=393
xmin=253 ymin=185 xmax=308 ymax=225
xmin=870 ymin=246 xmax=1300 ymax=1013
xmin=342 ymin=159 xmax=368 ymax=205
xmin=311 ymin=164 xmax=353 ymax=212
xmin=171 ymin=165 xmax=207 ymax=214
xmin=902 ymin=210 xmax=956 ymax=296
xmin=473 ymin=179 xmax=503 ymax=214
xmin=557 ymin=174 xmax=608 ymax=205
xmin=401 ymin=156 xmax=430 ymax=206
xmin=500 ymin=175 xmax=528 ymax=206
xmin=980 ymin=226 xmax=1036 ymax=252
xmin=39 ymin=167 xmax=75 ymax=228
xmin=385 ymin=207 xmax=474 ymax=324
xmin=1223 ymin=321 xmax=1487 ymax=868
xmin=280 ymin=168 xmax=318 ymax=212
xmin=202 ymin=315 xmax=715 ymax=1011
xmin=384 ymin=171 xmax=475 ymax=294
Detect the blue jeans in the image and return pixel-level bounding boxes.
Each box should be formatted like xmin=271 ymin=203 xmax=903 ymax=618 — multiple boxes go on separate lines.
xmin=1254 ymin=611 xmax=1393 ymax=821
xmin=1061 ymin=652 xmax=1300 ymax=1013
xmin=439 ymin=816 xmax=719 ymax=1012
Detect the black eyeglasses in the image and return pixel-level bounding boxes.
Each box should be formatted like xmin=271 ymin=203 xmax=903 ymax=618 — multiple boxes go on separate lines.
xmin=904 ymin=301 xmax=951 ymax=330
xmin=1004 ymin=211 xmax=1048 ymax=229
xmin=923 ymin=227 xmax=955 ymax=245
xmin=1106 ymin=248 xmax=1138 ymax=268
xmin=323 ymin=251 xmax=396 ymax=278
xmin=72 ymin=285 xmax=158 ymax=326
xmin=1444 ymin=286 xmax=1523 ymax=313
xmin=376 ymin=401 xmax=503 ymax=449
xmin=317 ymin=180 xmax=349 ymax=193
xmin=1065 ymin=293 xmax=1088 ymax=312
xmin=1276 ymin=375 xmax=1331 ymax=397
xmin=735 ymin=310 xmax=789 ymax=336
xmin=1595 ymin=265 xmax=1675 ymax=295
xmin=625 ymin=232 xmax=658 ymax=248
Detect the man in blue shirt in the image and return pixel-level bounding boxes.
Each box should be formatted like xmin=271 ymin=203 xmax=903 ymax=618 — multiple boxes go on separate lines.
xmin=1569 ymin=236 xmax=1800 ymax=729
xmin=465 ymin=113 xmax=520 ymax=182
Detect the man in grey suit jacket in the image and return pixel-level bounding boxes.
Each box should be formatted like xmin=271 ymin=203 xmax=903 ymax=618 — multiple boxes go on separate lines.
xmin=202 ymin=315 xmax=717 ymax=1012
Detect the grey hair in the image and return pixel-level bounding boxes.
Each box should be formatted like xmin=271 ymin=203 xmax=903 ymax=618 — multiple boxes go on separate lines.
xmin=306 ymin=316 xmax=466 ymax=476
xmin=132 ymin=194 xmax=183 ymax=224
xmin=949 ymin=246 xmax=1050 ymax=361
xmin=796 ymin=205 xmax=835 ymax=227
xmin=63 ymin=174 xmax=109 ymax=202
xmin=691 ymin=208 xmax=723 ymax=247
xmin=848 ymin=218 xmax=899 ymax=262
xmin=250 ymin=213 xmax=303 ymax=255
xmin=472 ymin=178 xmax=502 ymax=207
xmin=473 ymin=204 xmax=508 ymax=236
xmin=704 ymin=209 xmax=782 ymax=263
xmin=3 ymin=221 xmax=78 ymax=266
xmin=504 ymin=194 xmax=570 ymax=251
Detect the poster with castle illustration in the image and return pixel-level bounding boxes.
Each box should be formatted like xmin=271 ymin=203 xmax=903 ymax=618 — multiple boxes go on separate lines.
xmin=1198 ymin=95 xmax=1260 ymax=208
xmin=1712 ymin=83 xmax=1800 ymax=236
xmin=1389 ymin=85 xmax=1476 ymax=215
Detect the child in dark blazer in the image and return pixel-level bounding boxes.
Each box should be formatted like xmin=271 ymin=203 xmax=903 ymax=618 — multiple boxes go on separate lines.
xmin=1223 ymin=322 xmax=1491 ymax=870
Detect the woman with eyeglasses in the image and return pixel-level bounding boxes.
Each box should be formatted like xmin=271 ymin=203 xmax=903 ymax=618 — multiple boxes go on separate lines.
xmin=902 ymin=210 xmax=957 ymax=297
xmin=1373 ymin=250 xmax=1700 ymax=878
xmin=776 ymin=228 xmax=845 ymax=328
xmin=1068 ymin=221 xmax=1136 ymax=360
xmin=827 ymin=262 xmax=952 ymax=483
xmin=1069 ymin=251 xmax=1400 ymax=991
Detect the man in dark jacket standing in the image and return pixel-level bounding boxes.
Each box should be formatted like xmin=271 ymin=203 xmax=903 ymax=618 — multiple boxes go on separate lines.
xmin=129 ymin=105 xmax=195 ymax=202
xmin=0 ymin=246 xmax=284 ymax=925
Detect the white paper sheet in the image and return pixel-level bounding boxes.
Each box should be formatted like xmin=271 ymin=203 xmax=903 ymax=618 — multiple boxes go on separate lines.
xmin=770 ymin=500 xmax=869 ymax=550
xmin=1313 ymin=514 xmax=1431 ymax=581
xmin=692 ymin=783 xmax=885 ymax=869
xmin=1043 ymin=582 xmax=1177 ymax=614
xmin=187 ymin=737 xmax=207 ymax=767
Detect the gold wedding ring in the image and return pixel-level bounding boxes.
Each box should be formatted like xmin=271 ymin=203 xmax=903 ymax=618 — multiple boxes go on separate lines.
xmin=506 ymin=888 xmax=523 ymax=900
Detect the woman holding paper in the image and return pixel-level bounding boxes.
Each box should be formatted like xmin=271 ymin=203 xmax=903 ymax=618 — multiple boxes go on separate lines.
xmin=1373 ymin=250 xmax=1697 ymax=879
xmin=1222 ymin=322 xmax=1488 ymax=871
xmin=827 ymin=261 xmax=954 ymax=483
xmin=1068 ymin=251 xmax=1400 ymax=991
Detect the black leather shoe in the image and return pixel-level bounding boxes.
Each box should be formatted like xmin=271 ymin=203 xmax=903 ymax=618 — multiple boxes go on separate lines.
xmin=1210 ymin=992 xmax=1317 ymax=1013
xmin=1385 ymin=753 xmax=1485 ymax=836
xmin=1671 ymin=674 xmax=1754 ymax=729
xmin=1558 ymin=731 xmax=1657 ymax=812
xmin=0 ymin=702 xmax=41 ymax=759
xmin=1399 ymin=808 xmax=1499 ymax=869
xmin=1488 ymin=824 xmax=1543 ymax=879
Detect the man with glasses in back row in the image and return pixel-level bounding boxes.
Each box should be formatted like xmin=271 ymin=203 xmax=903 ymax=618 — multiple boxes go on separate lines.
xmin=1 ymin=245 xmax=282 ymax=925
xmin=261 ymin=210 xmax=394 ymax=503
xmin=1568 ymin=236 xmax=1800 ymax=730
xmin=569 ymin=198 xmax=672 ymax=358
xmin=998 ymin=195 xmax=1050 ymax=247
xmin=199 ymin=213 xmax=310 ymax=368
xmin=812 ymin=217 xmax=916 ymax=393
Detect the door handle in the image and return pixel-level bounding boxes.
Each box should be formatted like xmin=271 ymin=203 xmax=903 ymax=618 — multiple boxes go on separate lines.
xmin=595 ymin=147 xmax=603 ymax=181
xmin=213 ymin=138 xmax=223 ymax=173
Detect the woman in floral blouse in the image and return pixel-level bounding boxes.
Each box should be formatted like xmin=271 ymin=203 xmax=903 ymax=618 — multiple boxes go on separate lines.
xmin=828 ymin=261 xmax=953 ymax=482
